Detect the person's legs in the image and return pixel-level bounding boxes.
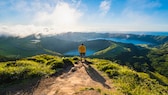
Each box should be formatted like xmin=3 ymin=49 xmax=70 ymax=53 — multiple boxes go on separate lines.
xmin=80 ymin=53 xmax=82 ymax=61
xmin=83 ymin=53 xmax=86 ymax=60
xmin=80 ymin=53 xmax=85 ymax=62
xmin=81 ymin=53 xmax=86 ymax=62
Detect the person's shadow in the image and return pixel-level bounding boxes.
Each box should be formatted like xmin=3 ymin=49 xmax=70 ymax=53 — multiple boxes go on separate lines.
xmin=83 ymin=60 xmax=111 ymax=89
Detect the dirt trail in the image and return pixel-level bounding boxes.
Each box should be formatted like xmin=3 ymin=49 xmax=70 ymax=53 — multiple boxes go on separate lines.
xmin=33 ymin=61 xmax=118 ymax=95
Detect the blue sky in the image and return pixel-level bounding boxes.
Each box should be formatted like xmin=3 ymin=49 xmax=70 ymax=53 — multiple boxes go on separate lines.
xmin=0 ymin=0 xmax=168 ymax=36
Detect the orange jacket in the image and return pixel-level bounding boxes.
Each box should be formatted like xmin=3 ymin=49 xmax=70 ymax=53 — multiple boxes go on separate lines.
xmin=78 ymin=45 xmax=86 ymax=53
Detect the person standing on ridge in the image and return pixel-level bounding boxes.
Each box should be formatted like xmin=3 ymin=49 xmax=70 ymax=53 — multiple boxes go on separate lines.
xmin=78 ymin=43 xmax=86 ymax=62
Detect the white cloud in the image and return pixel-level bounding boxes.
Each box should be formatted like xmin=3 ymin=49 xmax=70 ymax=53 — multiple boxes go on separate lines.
xmin=11 ymin=0 xmax=55 ymax=16
xmin=0 ymin=0 xmax=84 ymax=37
xmin=99 ymin=0 xmax=111 ymax=16
xmin=0 ymin=24 xmax=42 ymax=37
xmin=33 ymin=1 xmax=83 ymax=29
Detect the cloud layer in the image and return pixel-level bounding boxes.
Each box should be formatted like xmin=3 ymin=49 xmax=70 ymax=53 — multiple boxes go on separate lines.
xmin=34 ymin=1 xmax=82 ymax=26
xmin=0 ymin=0 xmax=83 ymax=37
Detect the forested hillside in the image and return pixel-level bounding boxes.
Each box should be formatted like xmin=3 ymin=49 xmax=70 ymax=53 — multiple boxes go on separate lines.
xmin=147 ymin=42 xmax=168 ymax=77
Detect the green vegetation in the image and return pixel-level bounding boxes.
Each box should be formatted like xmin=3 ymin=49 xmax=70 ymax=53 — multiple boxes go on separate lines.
xmin=79 ymin=87 xmax=114 ymax=95
xmin=0 ymin=54 xmax=73 ymax=84
xmin=91 ymin=43 xmax=153 ymax=72
xmin=91 ymin=59 xmax=168 ymax=95
xmin=147 ymin=43 xmax=168 ymax=77
xmin=0 ymin=54 xmax=168 ymax=95
xmin=149 ymin=72 xmax=168 ymax=86
xmin=0 ymin=35 xmax=113 ymax=58
xmin=93 ymin=43 xmax=130 ymax=58
xmin=1 ymin=32 xmax=168 ymax=94
xmin=0 ymin=36 xmax=62 ymax=58
xmin=92 ymin=41 xmax=168 ymax=82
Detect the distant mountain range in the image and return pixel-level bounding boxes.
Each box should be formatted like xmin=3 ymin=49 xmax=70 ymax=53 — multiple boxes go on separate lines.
xmin=56 ymin=32 xmax=168 ymax=44
xmin=0 ymin=32 xmax=168 ymax=57
xmin=0 ymin=32 xmax=168 ymax=79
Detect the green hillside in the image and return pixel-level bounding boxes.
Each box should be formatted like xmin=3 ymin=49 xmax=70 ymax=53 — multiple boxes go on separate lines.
xmin=1 ymin=35 xmax=167 ymax=79
xmin=93 ymin=43 xmax=130 ymax=58
xmin=91 ymin=58 xmax=168 ymax=95
xmin=147 ymin=42 xmax=168 ymax=77
xmin=0 ymin=55 xmax=168 ymax=95
xmin=0 ymin=36 xmax=62 ymax=59
xmin=1 ymin=32 xmax=167 ymax=59
xmin=0 ymin=35 xmax=113 ymax=58
xmin=40 ymin=37 xmax=113 ymax=54
xmin=90 ymin=42 xmax=168 ymax=86
xmin=91 ymin=42 xmax=152 ymax=72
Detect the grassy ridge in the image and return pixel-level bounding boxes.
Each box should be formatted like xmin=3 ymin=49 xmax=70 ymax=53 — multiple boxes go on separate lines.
xmin=0 ymin=55 xmax=168 ymax=95
xmin=0 ymin=55 xmax=73 ymax=84
xmin=90 ymin=58 xmax=168 ymax=95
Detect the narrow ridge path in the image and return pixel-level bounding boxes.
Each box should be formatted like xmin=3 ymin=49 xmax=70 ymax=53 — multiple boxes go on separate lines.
xmin=33 ymin=61 xmax=118 ymax=95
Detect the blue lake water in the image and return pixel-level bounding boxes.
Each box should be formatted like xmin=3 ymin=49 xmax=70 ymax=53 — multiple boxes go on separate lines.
xmin=106 ymin=38 xmax=153 ymax=45
xmin=64 ymin=32 xmax=168 ymax=56
xmin=64 ymin=38 xmax=151 ymax=56
xmin=127 ymin=32 xmax=168 ymax=36
xmin=64 ymin=49 xmax=95 ymax=56
xmin=64 ymin=38 xmax=154 ymax=56
xmin=88 ymin=38 xmax=153 ymax=45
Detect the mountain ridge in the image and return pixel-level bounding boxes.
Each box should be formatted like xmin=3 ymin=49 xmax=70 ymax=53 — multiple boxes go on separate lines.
xmin=0 ymin=54 xmax=167 ymax=95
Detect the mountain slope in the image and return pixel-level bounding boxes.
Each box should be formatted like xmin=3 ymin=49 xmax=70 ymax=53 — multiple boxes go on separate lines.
xmin=97 ymin=41 xmax=168 ymax=78
xmin=0 ymin=55 xmax=121 ymax=95
xmin=0 ymin=36 xmax=61 ymax=58
xmin=0 ymin=35 xmax=113 ymax=58
xmin=147 ymin=42 xmax=168 ymax=77
xmin=0 ymin=55 xmax=168 ymax=95
xmin=93 ymin=43 xmax=130 ymax=58
xmin=92 ymin=59 xmax=168 ymax=95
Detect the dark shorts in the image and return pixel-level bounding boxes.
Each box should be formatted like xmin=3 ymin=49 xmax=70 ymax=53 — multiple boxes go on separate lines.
xmin=80 ymin=53 xmax=85 ymax=57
